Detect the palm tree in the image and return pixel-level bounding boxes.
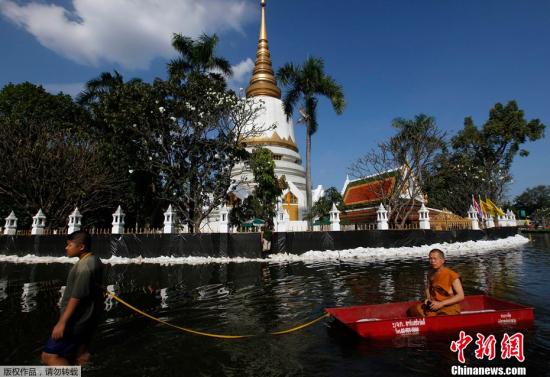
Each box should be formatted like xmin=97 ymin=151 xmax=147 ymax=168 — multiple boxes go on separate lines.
xmin=168 ymin=33 xmax=232 ymax=82
xmin=77 ymin=70 xmax=142 ymax=106
xmin=277 ymin=57 xmax=345 ymax=221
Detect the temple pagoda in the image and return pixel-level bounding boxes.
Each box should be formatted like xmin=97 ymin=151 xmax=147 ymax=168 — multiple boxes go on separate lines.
xmin=231 ymin=0 xmax=308 ymax=222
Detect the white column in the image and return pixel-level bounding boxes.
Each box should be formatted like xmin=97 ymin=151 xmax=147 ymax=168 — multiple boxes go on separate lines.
xmin=329 ymin=203 xmax=341 ymax=231
xmin=68 ymin=207 xmax=82 ymax=233
xmin=111 ymin=205 xmax=125 ymax=234
xmin=377 ymin=203 xmax=389 ymax=230
xmin=418 ymin=203 xmax=430 ymax=230
xmin=497 ymin=213 xmax=507 ymax=227
xmin=31 ymin=209 xmax=46 ymax=235
xmin=4 ymin=211 xmax=18 ymax=235
xmin=505 ymin=210 xmax=512 ymax=227
xmin=467 ymin=205 xmax=479 ymax=230
xmin=510 ymin=211 xmax=517 ymax=227
xmin=485 ymin=215 xmax=495 ymax=229
xmin=163 ymin=205 xmax=177 ymax=234
xmin=219 ymin=205 xmax=229 ymax=233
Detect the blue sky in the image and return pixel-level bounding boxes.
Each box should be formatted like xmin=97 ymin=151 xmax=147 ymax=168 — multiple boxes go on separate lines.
xmin=1 ymin=0 xmax=549 ymax=201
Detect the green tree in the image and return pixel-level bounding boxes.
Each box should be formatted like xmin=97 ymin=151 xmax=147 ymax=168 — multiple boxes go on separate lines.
xmin=0 ymin=82 xmax=88 ymax=133
xmin=427 ymin=101 xmax=545 ymax=213
xmin=307 ymin=187 xmax=343 ymax=222
xmin=391 ymin=115 xmax=447 ymax=187
xmin=248 ymin=147 xmax=286 ymax=227
xmin=164 ymin=33 xmax=248 ymax=232
xmin=277 ymin=57 xmax=345 ymax=224
xmin=532 ymin=208 xmax=550 ymax=227
xmin=514 ymin=185 xmax=550 ymax=217
xmin=230 ymin=148 xmax=286 ymax=229
xmin=424 ymin=153 xmax=477 ymax=214
xmin=81 ymin=74 xmax=172 ymax=228
xmin=0 ymin=82 xmax=123 ymax=227
xmin=451 ymin=100 xmax=545 ymax=200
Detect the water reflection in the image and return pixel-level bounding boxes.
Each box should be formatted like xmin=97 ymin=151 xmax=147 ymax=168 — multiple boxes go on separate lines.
xmin=0 ymin=279 xmax=7 ymax=301
xmin=20 ymin=282 xmax=39 ymax=313
xmin=104 ymin=284 xmax=116 ymax=312
xmin=158 ymin=287 xmax=169 ymax=308
xmin=379 ymin=271 xmax=395 ymax=302
xmin=57 ymin=286 xmax=65 ymax=307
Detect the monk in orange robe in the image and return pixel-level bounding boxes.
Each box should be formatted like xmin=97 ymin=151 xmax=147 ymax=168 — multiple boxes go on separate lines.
xmin=407 ymin=248 xmax=464 ymax=317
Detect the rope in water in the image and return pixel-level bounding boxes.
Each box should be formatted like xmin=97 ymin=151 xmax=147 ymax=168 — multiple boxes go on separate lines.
xmin=105 ymin=291 xmax=330 ymax=340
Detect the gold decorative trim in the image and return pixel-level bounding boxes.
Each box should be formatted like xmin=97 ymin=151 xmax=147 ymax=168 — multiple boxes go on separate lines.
xmin=246 ymin=0 xmax=281 ymax=99
xmin=245 ymin=131 xmax=299 ymax=152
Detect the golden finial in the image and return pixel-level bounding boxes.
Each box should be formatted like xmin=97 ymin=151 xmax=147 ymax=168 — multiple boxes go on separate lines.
xmin=246 ymin=0 xmax=281 ymax=98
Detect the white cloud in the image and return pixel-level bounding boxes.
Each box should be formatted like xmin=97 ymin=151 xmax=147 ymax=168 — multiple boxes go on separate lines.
xmin=231 ymin=57 xmax=255 ymax=83
xmin=1 ymin=0 xmax=254 ymax=70
xmin=227 ymin=57 xmax=254 ymax=90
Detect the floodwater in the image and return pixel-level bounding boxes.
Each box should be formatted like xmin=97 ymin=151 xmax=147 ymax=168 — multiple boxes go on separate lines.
xmin=1 ymin=234 xmax=549 ymax=376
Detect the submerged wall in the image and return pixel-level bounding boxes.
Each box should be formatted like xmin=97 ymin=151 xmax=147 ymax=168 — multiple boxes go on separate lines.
xmin=0 ymin=227 xmax=518 ymax=258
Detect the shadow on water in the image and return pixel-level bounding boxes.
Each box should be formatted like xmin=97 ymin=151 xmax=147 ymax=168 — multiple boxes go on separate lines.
xmin=0 ymin=234 xmax=549 ymax=376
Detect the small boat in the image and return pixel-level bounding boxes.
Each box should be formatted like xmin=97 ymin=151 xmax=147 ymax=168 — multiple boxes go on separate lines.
xmin=326 ymin=295 xmax=534 ymax=339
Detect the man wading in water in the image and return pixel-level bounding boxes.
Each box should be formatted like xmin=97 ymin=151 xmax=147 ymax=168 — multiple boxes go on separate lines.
xmin=407 ymin=248 xmax=464 ymax=317
xmin=41 ymin=230 xmax=103 ymax=366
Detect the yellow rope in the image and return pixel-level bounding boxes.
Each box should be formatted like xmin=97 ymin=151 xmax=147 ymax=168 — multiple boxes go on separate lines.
xmin=269 ymin=313 xmax=330 ymax=335
xmin=106 ymin=291 xmax=330 ymax=339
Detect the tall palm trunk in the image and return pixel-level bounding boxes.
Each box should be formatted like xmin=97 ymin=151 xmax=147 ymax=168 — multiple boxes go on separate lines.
xmin=306 ymin=124 xmax=312 ymax=229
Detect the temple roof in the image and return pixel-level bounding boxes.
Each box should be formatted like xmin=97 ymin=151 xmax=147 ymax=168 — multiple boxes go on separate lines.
xmin=342 ymin=168 xmax=400 ymax=206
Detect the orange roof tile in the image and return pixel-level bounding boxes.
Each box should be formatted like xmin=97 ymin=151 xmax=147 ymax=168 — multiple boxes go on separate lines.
xmin=343 ymin=177 xmax=395 ymax=206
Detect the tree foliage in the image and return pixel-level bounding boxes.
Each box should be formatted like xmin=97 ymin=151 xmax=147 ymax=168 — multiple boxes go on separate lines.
xmin=453 ymin=101 xmax=544 ymax=199
xmin=0 ymin=83 xmax=123 ymax=227
xmin=514 ymin=185 xmax=550 ymax=218
xmin=82 ymin=75 xmax=172 ymax=227
xmin=306 ymin=187 xmax=343 ymax=222
xmin=427 ymin=101 xmax=545 ymax=213
xmin=168 ymin=33 xmax=232 ymax=82
xmin=230 ymin=148 xmax=286 ymax=229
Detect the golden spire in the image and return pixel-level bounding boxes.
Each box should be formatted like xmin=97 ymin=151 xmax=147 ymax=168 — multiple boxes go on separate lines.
xmin=246 ymin=0 xmax=281 ymax=98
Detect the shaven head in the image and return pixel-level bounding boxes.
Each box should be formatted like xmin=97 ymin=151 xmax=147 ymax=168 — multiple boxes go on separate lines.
xmin=429 ymin=248 xmax=445 ymax=260
xmin=67 ymin=230 xmax=91 ymax=252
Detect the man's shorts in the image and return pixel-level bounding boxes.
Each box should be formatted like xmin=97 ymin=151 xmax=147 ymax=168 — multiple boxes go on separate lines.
xmin=43 ymin=332 xmax=89 ymax=359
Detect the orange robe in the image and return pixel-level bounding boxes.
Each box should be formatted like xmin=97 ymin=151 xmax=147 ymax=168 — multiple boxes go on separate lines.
xmin=408 ymin=267 xmax=461 ymax=317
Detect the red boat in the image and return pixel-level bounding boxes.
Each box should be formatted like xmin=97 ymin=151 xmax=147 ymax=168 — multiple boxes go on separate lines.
xmin=326 ymin=295 xmax=534 ymax=339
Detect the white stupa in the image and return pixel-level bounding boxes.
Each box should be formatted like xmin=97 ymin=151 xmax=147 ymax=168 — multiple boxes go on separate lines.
xmin=231 ymin=0 xmax=307 ymax=221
